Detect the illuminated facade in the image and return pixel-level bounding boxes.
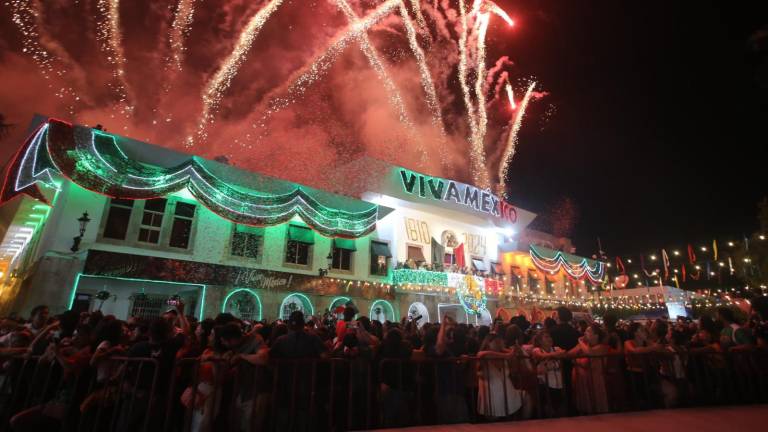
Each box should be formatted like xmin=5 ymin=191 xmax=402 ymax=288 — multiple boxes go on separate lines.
xmin=0 ymin=117 xmax=603 ymax=323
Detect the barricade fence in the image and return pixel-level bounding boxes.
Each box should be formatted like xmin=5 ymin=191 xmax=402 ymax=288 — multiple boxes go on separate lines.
xmin=0 ymin=350 xmax=766 ymax=431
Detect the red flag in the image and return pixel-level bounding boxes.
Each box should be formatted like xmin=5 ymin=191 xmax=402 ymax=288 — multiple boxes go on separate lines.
xmin=455 ymin=243 xmax=466 ymax=269
xmin=681 ymin=264 xmax=686 ymax=282
xmin=687 ymin=245 xmax=696 ymax=264
xmin=616 ymin=257 xmax=626 ymax=275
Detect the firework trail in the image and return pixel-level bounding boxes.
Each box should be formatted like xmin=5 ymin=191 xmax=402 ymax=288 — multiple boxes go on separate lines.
xmin=398 ymin=0 xmax=450 ymax=167
xmin=457 ymin=0 xmax=478 ymax=158
xmin=254 ymin=0 xmax=401 ymax=138
xmin=187 ymin=0 xmax=285 ymax=148
xmin=96 ymin=0 xmax=134 ymax=116
xmin=336 ymin=0 xmax=419 ymax=139
xmin=8 ymin=1 xmax=54 ymax=81
xmin=471 ymin=12 xmax=491 ymax=189
xmin=168 ymin=0 xmax=197 ymax=72
xmin=487 ymin=1 xmax=514 ymax=26
xmin=8 ymin=1 xmax=87 ymax=116
xmin=498 ymin=81 xmax=536 ymax=196
xmin=505 ymin=82 xmax=516 ymax=109
xmin=408 ymin=0 xmax=427 ymax=29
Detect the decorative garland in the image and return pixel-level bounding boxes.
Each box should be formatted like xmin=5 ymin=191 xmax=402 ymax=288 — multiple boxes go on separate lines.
xmin=529 ymin=245 xmax=605 ymax=284
xmin=1 ymin=119 xmax=382 ymax=238
xmin=392 ymin=269 xmax=448 ymax=287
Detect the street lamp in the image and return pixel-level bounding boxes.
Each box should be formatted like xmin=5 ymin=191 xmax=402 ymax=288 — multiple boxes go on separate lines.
xmin=318 ymin=250 xmax=334 ymax=277
xmin=70 ymin=211 xmax=91 ymax=252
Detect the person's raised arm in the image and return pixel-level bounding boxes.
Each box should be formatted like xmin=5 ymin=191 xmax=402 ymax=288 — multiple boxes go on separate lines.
xmin=176 ymin=302 xmax=191 ymax=336
xmin=436 ymin=315 xmax=451 ymax=356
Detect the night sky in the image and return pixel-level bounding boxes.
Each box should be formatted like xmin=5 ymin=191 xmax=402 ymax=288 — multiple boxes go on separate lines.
xmin=0 ymin=1 xmax=766 ymax=259
xmin=498 ymin=0 xmax=768 ymax=256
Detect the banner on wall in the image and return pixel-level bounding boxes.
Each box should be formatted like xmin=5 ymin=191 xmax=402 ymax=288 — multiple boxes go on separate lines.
xmin=83 ymin=250 xmax=395 ymax=300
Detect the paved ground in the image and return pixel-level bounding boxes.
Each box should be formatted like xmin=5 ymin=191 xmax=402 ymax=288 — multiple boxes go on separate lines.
xmin=374 ymin=405 xmax=768 ymax=432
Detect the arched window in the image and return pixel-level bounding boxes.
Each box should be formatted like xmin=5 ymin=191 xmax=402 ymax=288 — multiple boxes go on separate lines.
xmin=222 ymin=288 xmax=263 ymax=321
xmin=369 ymin=300 xmax=396 ymax=323
xmin=329 ymin=296 xmax=354 ymax=319
xmin=407 ymin=302 xmax=430 ymax=327
xmin=280 ymin=293 xmax=314 ymax=320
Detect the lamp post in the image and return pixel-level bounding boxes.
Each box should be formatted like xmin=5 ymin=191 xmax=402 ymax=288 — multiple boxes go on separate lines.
xmin=70 ymin=211 xmax=91 ymax=252
xmin=318 ymin=250 xmax=334 ymax=277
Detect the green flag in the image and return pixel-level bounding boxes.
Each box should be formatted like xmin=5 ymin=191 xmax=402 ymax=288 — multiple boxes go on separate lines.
xmin=431 ymin=237 xmax=445 ymax=271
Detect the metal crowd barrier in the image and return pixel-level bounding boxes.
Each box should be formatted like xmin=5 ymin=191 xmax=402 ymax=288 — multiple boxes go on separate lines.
xmin=0 ymin=350 xmax=766 ymax=432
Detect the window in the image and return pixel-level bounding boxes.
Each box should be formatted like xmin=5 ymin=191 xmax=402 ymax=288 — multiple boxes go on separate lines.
xmin=103 ymin=199 xmax=134 ymax=240
xmin=490 ymin=261 xmax=502 ymax=277
xmin=169 ymin=202 xmax=196 ymax=249
xmin=331 ymin=238 xmax=355 ymax=271
xmin=407 ymin=245 xmax=426 ymax=264
xmin=528 ymin=270 xmax=540 ymax=294
xmin=370 ymin=241 xmax=391 ymax=276
xmin=332 ymin=248 xmax=352 ymax=270
xmin=546 ymin=278 xmax=555 ymax=295
xmin=231 ymin=224 xmax=264 ymax=259
xmin=444 ymin=253 xmax=456 ymax=266
xmin=286 ymin=242 xmax=311 ymax=265
xmin=471 ymin=258 xmax=487 ymax=272
xmin=138 ymin=199 xmax=166 ymax=244
xmin=285 ymin=225 xmax=313 ymax=266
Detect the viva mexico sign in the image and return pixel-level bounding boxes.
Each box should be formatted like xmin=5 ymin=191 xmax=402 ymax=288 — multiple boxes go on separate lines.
xmin=398 ymin=169 xmax=517 ymax=223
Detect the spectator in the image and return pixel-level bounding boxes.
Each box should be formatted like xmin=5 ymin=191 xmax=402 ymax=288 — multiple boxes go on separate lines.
xmin=531 ymin=330 xmax=565 ymax=416
xmin=335 ymin=306 xmax=356 ymax=341
xmin=477 ymin=334 xmax=525 ymax=418
xmin=550 ymin=307 xmax=580 ymax=351
xmin=270 ymin=311 xmax=327 ymax=359
xmin=25 ymin=305 xmax=49 ymax=337
xmin=376 ymin=328 xmax=413 ymax=427
xmin=568 ymin=323 xmax=609 ymax=414
xmin=716 ymin=307 xmax=752 ymax=348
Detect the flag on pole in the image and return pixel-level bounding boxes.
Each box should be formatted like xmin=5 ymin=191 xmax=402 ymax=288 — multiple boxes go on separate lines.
xmin=662 ymin=249 xmax=670 ymax=279
xmin=431 ymin=237 xmax=445 ymax=271
xmin=712 ymin=240 xmax=718 ymax=261
xmin=454 ymin=243 xmax=466 ymax=269
xmin=616 ymin=257 xmax=626 ymax=275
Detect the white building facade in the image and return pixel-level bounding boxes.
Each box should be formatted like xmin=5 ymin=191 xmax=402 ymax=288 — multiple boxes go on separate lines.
xmin=0 ymin=117 xmax=580 ymax=324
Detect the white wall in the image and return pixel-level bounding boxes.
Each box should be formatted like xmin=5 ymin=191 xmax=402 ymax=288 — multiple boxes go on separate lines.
xmin=373 ymin=197 xmax=503 ymax=269
xmin=36 ymin=181 xmax=395 ymax=282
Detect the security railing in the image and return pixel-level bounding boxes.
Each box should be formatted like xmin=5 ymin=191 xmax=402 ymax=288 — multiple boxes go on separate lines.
xmin=0 ymin=350 xmax=766 ymax=431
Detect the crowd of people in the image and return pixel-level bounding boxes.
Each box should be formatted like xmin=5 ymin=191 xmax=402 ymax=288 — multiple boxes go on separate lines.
xmin=0 ymin=297 xmax=766 ymax=431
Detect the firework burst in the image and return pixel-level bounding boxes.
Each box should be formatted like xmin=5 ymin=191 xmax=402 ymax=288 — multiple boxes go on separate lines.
xmin=6 ymin=0 xmax=543 ymax=195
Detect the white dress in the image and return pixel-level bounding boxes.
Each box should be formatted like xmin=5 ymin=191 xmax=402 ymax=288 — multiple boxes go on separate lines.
xmin=477 ymin=358 xmax=523 ymax=417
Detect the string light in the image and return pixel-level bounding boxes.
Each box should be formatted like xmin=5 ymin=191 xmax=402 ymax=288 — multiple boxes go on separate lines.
xmin=3 ymin=119 xmax=381 ymax=238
